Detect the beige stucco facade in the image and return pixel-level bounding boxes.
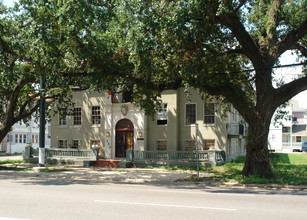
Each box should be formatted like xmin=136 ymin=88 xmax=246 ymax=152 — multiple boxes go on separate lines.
xmin=51 ymin=91 xmax=106 ymax=155
xmin=50 ymin=88 xmax=246 ymax=160
xmin=146 ymin=88 xmax=228 ymax=151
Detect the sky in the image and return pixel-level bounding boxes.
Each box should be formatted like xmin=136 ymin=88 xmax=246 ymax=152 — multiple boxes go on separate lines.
xmin=3 ymin=0 xmax=15 ymax=7
xmin=2 ymin=0 xmax=307 ymax=109
xmin=277 ymin=51 xmax=307 ymax=108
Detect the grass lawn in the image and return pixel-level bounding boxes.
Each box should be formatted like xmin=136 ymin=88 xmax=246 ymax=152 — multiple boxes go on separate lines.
xmin=0 ymin=160 xmax=24 ymax=164
xmin=0 ymin=153 xmax=22 ymax=157
xmin=199 ymin=153 xmax=307 ymax=185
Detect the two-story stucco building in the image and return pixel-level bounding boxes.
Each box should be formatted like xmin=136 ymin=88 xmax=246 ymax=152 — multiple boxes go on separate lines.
xmin=50 ymin=88 xmax=247 ymax=161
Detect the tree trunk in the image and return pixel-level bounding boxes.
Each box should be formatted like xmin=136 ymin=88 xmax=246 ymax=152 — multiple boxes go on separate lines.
xmin=242 ymin=114 xmax=274 ymax=178
xmin=0 ymin=125 xmax=12 ymax=145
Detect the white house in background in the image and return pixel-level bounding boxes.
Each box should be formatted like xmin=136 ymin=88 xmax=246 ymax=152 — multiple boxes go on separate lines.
xmin=268 ymin=100 xmax=307 ymax=152
xmin=0 ymin=119 xmax=50 ymax=154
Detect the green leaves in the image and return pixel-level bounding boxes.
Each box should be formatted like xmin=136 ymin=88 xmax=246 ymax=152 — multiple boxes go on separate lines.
xmin=0 ymin=0 xmax=122 ymax=141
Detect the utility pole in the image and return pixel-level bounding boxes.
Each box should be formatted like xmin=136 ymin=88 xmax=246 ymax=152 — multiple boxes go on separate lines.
xmin=39 ymin=71 xmax=45 ymax=167
xmin=195 ymin=123 xmax=199 ymax=181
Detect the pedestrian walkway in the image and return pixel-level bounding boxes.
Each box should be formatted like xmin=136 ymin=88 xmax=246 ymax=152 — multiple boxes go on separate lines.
xmin=1 ymin=156 xmax=306 ymax=191
xmin=0 ymin=155 xmax=23 ymax=161
xmin=0 ymin=155 xmax=205 ymax=185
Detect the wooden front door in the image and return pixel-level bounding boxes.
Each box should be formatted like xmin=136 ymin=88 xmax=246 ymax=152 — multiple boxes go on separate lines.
xmin=115 ymin=119 xmax=134 ymax=158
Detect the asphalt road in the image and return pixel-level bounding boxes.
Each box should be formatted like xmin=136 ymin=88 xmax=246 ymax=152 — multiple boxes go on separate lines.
xmin=0 ymin=176 xmax=306 ymax=220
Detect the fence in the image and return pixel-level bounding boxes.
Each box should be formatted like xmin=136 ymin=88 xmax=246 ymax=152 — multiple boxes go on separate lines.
xmin=126 ymin=150 xmax=225 ymax=167
xmin=23 ymin=146 xmax=98 ymax=162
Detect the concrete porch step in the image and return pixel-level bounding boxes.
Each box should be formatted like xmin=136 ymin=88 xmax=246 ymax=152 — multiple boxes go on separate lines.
xmin=94 ymin=159 xmax=121 ymax=168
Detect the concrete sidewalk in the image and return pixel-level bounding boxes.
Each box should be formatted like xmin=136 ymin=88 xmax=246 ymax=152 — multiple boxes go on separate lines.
xmin=0 ymin=165 xmax=195 ymax=185
xmin=0 ymin=155 xmax=197 ymax=184
xmin=1 ymin=156 xmax=306 ymax=191
xmin=0 ymin=155 xmax=23 ymax=161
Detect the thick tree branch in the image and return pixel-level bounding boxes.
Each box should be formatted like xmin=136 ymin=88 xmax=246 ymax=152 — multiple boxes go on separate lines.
xmin=5 ymin=77 xmax=28 ymax=122
xmin=17 ymin=94 xmax=40 ymax=119
xmin=266 ymin=0 xmax=282 ymax=47
xmin=225 ymin=48 xmax=246 ymax=56
xmin=188 ymin=74 xmax=255 ymax=122
xmin=277 ymin=19 xmax=307 ymax=58
xmin=290 ymin=43 xmax=307 ymax=57
xmin=217 ymin=12 xmax=261 ymax=63
xmin=274 ymin=76 xmax=307 ymax=108
xmin=13 ymin=102 xmax=40 ymax=124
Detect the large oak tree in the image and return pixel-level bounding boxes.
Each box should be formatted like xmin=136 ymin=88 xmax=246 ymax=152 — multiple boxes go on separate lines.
xmin=1 ymin=0 xmax=306 ymax=179
xmin=120 ymin=0 xmax=307 ymax=177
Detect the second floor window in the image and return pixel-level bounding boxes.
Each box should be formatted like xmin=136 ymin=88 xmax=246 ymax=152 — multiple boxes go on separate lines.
xmin=59 ymin=114 xmax=67 ymax=126
xmin=73 ymin=107 xmax=82 ymax=126
xmin=157 ymin=104 xmax=168 ymax=125
xmin=92 ymin=106 xmax=101 ymax=125
xmin=185 ymin=104 xmax=196 ymax=125
xmin=204 ymin=103 xmax=215 ymax=124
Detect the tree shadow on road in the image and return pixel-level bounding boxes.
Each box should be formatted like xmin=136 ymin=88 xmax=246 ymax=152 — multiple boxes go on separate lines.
xmin=0 ymin=169 xmax=306 ymax=196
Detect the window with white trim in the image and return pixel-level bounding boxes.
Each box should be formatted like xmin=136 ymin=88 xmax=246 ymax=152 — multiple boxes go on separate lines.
xmin=204 ymin=103 xmax=215 ymax=124
xmin=157 ymin=103 xmax=168 ymax=125
xmin=32 ymin=135 xmax=38 ymax=144
xmin=296 ymin=136 xmax=302 ymax=142
xmin=58 ymin=140 xmax=67 ymax=148
xmin=185 ymin=103 xmax=196 ymax=125
xmin=72 ymin=140 xmax=82 ymax=148
xmin=59 ymin=113 xmax=67 ymax=126
xmin=73 ymin=107 xmax=82 ymax=126
xmin=91 ymin=106 xmax=101 ymax=125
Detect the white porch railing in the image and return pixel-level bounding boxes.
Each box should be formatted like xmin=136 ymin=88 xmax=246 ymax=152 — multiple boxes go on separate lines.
xmin=282 ymin=142 xmax=302 ymax=150
xmin=133 ymin=150 xmax=209 ymax=161
xmin=127 ymin=150 xmax=225 ymax=166
xmin=24 ymin=147 xmax=98 ymax=161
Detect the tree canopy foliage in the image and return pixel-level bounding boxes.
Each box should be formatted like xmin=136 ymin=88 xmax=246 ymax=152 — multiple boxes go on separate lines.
xmin=0 ymin=0 xmax=122 ymax=142
xmin=118 ymin=0 xmax=307 ymax=177
xmin=0 ymin=0 xmax=306 ymax=177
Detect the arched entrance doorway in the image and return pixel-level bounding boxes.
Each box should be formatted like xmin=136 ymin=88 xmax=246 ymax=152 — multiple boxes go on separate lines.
xmin=115 ymin=119 xmax=134 ymax=157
